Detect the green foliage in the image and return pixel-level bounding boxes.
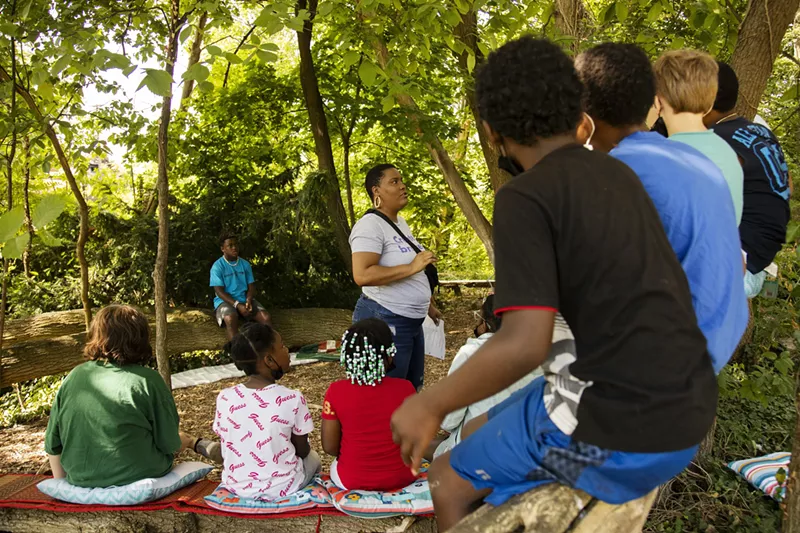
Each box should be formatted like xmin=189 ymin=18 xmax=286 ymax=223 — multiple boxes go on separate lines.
xmin=0 ymin=374 xmax=65 ymax=428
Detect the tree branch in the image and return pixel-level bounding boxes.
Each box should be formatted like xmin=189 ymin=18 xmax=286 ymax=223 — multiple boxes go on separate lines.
xmin=222 ymin=23 xmax=258 ymax=88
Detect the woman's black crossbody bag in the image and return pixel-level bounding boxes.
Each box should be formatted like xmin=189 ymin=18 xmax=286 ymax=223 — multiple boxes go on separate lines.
xmin=367 ymin=209 xmax=439 ymax=292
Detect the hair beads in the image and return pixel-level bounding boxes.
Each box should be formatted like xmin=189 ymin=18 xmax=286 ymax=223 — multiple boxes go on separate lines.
xmin=340 ymin=330 xmax=396 ymax=386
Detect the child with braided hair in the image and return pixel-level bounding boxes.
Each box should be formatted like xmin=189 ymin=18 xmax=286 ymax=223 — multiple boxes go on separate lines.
xmin=321 ymin=318 xmax=418 ymax=490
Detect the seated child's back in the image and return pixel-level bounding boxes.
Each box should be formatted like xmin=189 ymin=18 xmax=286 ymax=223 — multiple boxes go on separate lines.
xmin=214 ymin=324 xmax=318 ymax=501
xmin=44 ymin=305 xmax=181 ymax=488
xmin=322 ymin=319 xmax=417 ymax=491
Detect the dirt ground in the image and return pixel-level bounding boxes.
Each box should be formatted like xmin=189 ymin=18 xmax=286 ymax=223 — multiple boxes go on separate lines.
xmin=0 ymin=289 xmax=489 ymax=479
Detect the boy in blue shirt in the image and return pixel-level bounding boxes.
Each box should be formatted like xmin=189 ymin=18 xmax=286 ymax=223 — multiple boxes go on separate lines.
xmin=575 ymin=43 xmax=748 ymax=374
xmin=210 ymin=232 xmax=271 ymax=339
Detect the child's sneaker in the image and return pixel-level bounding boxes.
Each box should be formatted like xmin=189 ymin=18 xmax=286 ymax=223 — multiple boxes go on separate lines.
xmin=195 ymin=439 xmax=223 ymax=464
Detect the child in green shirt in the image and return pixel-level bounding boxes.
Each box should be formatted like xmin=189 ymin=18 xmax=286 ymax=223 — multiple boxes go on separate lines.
xmin=44 ymin=305 xmax=217 ymax=488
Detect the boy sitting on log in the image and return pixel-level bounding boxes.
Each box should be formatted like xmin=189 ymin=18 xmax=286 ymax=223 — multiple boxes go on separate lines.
xmin=211 ymin=232 xmax=271 ymax=340
xmin=389 ymin=37 xmax=717 ymax=532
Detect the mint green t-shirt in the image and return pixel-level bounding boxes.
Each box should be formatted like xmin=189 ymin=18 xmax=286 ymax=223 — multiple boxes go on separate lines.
xmin=44 ymin=360 xmax=181 ymax=488
xmin=670 ymin=130 xmax=744 ymax=224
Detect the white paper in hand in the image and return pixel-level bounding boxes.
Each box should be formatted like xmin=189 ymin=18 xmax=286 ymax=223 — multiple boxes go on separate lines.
xmin=423 ymin=316 xmax=446 ymax=360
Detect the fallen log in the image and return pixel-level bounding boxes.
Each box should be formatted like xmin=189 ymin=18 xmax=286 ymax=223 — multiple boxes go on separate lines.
xmin=1 ymin=307 xmax=352 ymax=388
xmin=450 ymin=484 xmax=657 ymax=533
xmin=0 ymin=508 xmax=436 ymax=533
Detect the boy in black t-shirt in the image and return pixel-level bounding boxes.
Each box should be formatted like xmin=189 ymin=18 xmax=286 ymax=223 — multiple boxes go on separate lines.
xmin=389 ymin=37 xmax=717 ymax=531
xmin=704 ymin=61 xmax=792 ymax=297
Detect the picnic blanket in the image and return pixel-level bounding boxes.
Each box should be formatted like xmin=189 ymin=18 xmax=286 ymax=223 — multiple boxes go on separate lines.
xmin=295 ymin=340 xmax=342 ymax=362
xmin=0 ymin=473 xmax=337 ymax=519
xmin=171 ymin=352 xmax=321 ymax=390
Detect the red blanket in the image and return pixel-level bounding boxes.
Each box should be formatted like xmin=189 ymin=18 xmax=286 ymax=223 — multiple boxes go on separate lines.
xmin=0 ymin=474 xmax=342 ymax=519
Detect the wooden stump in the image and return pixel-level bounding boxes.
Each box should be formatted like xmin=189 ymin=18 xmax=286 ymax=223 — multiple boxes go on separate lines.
xmin=0 ymin=307 xmax=353 ymax=387
xmin=449 ymin=484 xmax=657 ymax=533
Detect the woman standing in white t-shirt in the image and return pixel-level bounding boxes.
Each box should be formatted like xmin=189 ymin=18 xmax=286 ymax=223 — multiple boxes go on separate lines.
xmin=349 ymin=164 xmax=442 ymax=390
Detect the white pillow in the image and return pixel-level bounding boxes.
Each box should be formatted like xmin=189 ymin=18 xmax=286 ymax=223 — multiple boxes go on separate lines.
xmin=37 ymin=461 xmax=212 ymax=505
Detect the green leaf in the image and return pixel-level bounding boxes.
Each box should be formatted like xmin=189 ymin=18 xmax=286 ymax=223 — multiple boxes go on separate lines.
xmin=19 ymin=0 xmax=34 ymax=21
xmin=122 ymin=65 xmax=137 ymax=77
xmin=197 ymin=81 xmax=214 ymax=93
xmin=781 ymin=83 xmax=800 ymax=102
xmin=344 ymin=51 xmax=361 ymax=69
xmin=787 ymin=221 xmax=800 ymax=243
xmin=32 ymin=195 xmax=68 ymax=229
xmin=206 ymin=45 xmax=223 ymax=56
xmin=358 ymin=61 xmax=379 ymax=87
xmin=318 ymin=1 xmax=334 ymax=16
xmin=3 ymin=232 xmax=29 ymax=260
xmin=0 ymin=207 xmax=25 ymax=244
xmin=381 ymin=95 xmax=395 ymax=113
xmin=182 ymin=62 xmax=210 ymax=82
xmin=51 ymin=54 xmax=71 ymax=76
xmin=467 ymin=51 xmax=476 ymax=73
xmin=42 ymin=160 xmax=51 ymax=174
xmin=646 ymin=3 xmax=662 ymax=22
xmin=601 ymin=3 xmax=616 ymax=23
xmin=261 ymin=43 xmax=279 ymax=52
xmin=444 ymin=8 xmax=462 ymax=27
xmin=224 ymin=52 xmax=243 ymax=64
xmin=180 ymin=24 xmax=194 ymax=44
xmin=615 ymin=1 xmax=628 ymax=22
xmin=136 ymin=69 xmax=173 ymax=97
xmin=477 ymin=42 xmax=489 ymax=57
xmin=256 ymin=50 xmax=278 ymax=63
xmin=37 ymin=228 xmax=63 ymax=247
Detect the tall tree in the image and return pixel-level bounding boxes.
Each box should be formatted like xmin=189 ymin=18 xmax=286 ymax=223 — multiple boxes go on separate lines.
xmin=295 ymin=0 xmax=353 ymax=271
xmin=153 ymin=0 xmax=187 ymax=386
xmin=366 ymin=27 xmax=495 ymax=261
xmin=180 ymin=11 xmax=208 ymax=107
xmin=730 ymin=0 xmax=800 ymax=119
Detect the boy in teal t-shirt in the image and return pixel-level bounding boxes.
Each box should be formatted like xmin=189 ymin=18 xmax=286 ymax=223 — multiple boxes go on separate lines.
xmin=652 ymin=49 xmax=744 ymax=224
xmin=210 ymin=232 xmax=271 ymax=339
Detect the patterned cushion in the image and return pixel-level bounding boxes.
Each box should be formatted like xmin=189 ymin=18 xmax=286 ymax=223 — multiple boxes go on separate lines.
xmin=37 ymin=462 xmax=212 ymax=505
xmin=320 ymin=462 xmax=433 ymax=518
xmin=728 ymin=452 xmax=790 ymax=501
xmin=203 ymin=478 xmax=333 ymax=514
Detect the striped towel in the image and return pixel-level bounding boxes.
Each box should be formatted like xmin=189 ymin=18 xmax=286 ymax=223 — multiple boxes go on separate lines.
xmin=728 ymin=452 xmax=790 ymax=501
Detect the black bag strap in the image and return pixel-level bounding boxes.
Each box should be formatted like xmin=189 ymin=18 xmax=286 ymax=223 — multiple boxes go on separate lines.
xmin=367 ymin=209 xmax=422 ymax=254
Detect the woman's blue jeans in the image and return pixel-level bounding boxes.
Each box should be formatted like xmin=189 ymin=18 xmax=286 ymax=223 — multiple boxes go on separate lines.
xmin=352 ymin=295 xmax=425 ymax=390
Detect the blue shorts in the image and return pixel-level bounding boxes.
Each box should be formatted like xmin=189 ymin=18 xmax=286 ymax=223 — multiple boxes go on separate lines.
xmin=449 ymin=377 xmax=698 ymax=506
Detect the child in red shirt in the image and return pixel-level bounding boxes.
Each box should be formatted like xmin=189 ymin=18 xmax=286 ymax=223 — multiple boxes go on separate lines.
xmin=321 ymin=318 xmax=418 ymax=491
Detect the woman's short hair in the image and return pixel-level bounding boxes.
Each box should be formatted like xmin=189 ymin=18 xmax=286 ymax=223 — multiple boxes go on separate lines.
xmin=475 ymin=37 xmax=584 ymax=146
xmin=364 ymin=164 xmax=396 ymax=201
xmin=224 ymin=323 xmax=278 ymax=376
xmin=84 ymin=305 xmax=153 ymax=365
xmin=653 ymin=50 xmax=719 ymax=114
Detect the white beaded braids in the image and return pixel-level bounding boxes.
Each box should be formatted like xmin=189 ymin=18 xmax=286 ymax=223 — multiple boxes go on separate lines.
xmin=340 ymin=327 xmax=397 ymax=386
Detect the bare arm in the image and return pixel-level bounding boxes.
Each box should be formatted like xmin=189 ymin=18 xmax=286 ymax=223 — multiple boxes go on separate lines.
xmin=291 ymin=433 xmax=311 ymax=459
xmin=391 ymin=309 xmax=555 ymax=473
xmin=321 ymin=418 xmax=342 ymax=457
xmin=48 ymin=454 xmax=66 ymax=479
xmin=352 ymin=251 xmax=434 ymax=287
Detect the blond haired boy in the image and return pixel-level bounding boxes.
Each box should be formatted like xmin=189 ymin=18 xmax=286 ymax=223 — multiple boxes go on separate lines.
xmin=653 ymin=50 xmax=743 ymax=224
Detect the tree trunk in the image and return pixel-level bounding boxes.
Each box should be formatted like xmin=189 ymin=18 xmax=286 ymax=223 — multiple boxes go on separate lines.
xmin=0 ymin=68 xmax=93 ymax=332
xmin=730 ymin=0 xmax=800 ymax=119
xmin=783 ymin=366 xmax=800 ymax=532
xmin=295 ymin=0 xmax=353 ymax=271
xmin=0 ymin=36 xmax=15 ymax=386
xmin=450 ymin=483 xmax=656 ymax=533
xmin=153 ymin=0 xmax=182 ymax=386
xmin=553 ymin=0 xmax=593 ymax=52
xmin=0 ymin=307 xmax=354 ymax=387
xmin=454 ymin=12 xmax=507 ymax=193
xmin=343 ymin=138 xmax=356 ymax=226
xmin=22 ymin=136 xmax=32 ymax=277
xmin=369 ymin=34 xmax=495 ymax=261
xmin=0 ymin=506 xmax=436 ymax=533
xmin=180 ymin=11 xmax=207 ymax=107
